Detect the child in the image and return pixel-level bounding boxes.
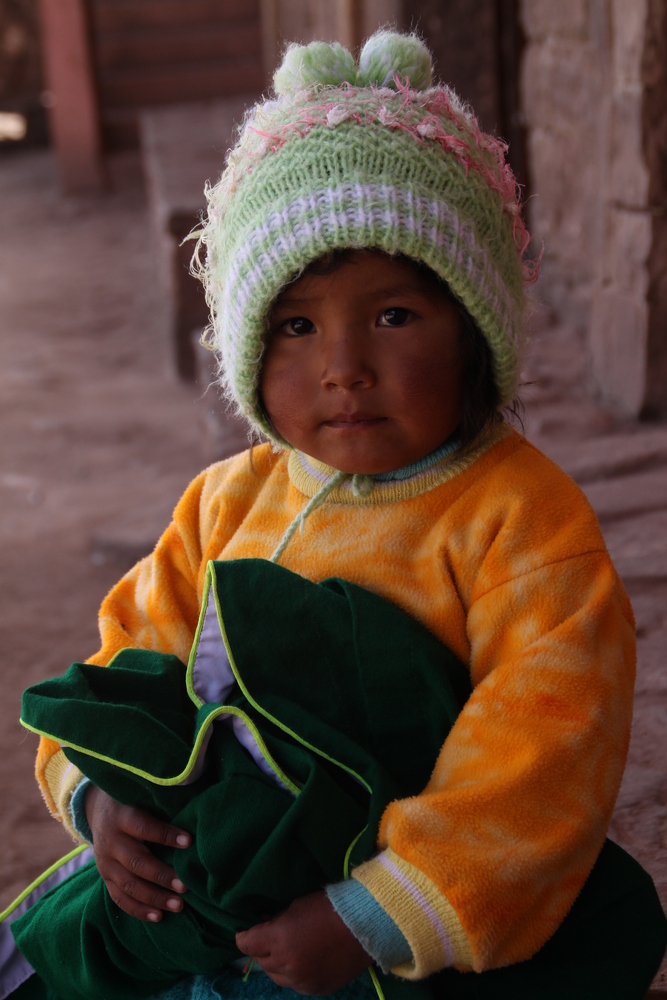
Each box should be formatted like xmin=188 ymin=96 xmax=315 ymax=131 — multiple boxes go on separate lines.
xmin=5 ymin=29 xmax=666 ymax=1000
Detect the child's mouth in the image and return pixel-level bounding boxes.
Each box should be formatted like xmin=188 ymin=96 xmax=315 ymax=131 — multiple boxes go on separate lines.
xmin=323 ymin=414 xmax=387 ymax=430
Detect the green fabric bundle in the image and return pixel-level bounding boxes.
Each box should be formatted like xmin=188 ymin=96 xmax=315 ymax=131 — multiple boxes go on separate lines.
xmin=15 ymin=559 xmax=471 ymax=1000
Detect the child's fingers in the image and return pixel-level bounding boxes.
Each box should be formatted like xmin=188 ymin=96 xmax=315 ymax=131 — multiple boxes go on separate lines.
xmin=236 ymin=923 xmax=273 ymax=958
xmin=102 ymin=856 xmax=186 ymax=919
xmin=112 ymin=834 xmax=187 ymax=893
xmin=120 ymin=805 xmax=191 ymax=849
xmin=101 ymin=878 xmax=185 ymax=921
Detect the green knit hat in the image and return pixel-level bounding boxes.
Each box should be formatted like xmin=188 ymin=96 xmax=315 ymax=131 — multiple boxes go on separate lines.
xmin=195 ymin=31 xmax=535 ymax=441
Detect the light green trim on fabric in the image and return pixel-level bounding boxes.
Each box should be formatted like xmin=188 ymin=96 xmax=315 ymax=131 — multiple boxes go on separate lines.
xmin=20 ymin=703 xmax=299 ymax=796
xmin=205 ymin=562 xmax=373 ymax=796
xmin=0 ymin=844 xmax=88 ymax=924
xmin=344 ymin=825 xmax=368 ymax=879
xmin=104 ymin=647 xmax=133 ymax=669
xmin=220 ymin=707 xmax=300 ymax=795
xmin=368 ymin=966 xmax=386 ymax=1000
xmin=185 ymin=564 xmax=214 ymax=708
xmin=343 ymin=824 xmax=386 ymax=1000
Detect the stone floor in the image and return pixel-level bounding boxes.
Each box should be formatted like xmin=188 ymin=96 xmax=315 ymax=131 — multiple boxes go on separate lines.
xmin=0 ymin=149 xmax=665 ymax=993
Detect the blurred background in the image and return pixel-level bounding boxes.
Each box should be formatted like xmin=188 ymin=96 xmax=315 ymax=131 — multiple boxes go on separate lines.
xmin=1 ymin=1 xmax=666 ymax=991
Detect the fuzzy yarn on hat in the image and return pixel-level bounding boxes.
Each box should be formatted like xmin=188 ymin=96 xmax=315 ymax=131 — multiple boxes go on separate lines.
xmin=194 ymin=31 xmax=535 ymax=442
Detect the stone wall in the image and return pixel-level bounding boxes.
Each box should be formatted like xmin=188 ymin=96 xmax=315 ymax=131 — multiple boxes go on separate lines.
xmin=589 ymin=0 xmax=654 ymax=416
xmin=520 ymin=0 xmax=609 ymax=330
xmin=520 ymin=0 xmax=667 ymax=418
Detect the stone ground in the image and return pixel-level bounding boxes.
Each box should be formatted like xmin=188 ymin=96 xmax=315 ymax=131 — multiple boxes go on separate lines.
xmin=0 ymin=149 xmax=665 ymax=993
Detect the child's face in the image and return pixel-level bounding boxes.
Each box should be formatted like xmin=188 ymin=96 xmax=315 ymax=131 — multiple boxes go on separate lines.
xmin=260 ymin=251 xmax=463 ymax=474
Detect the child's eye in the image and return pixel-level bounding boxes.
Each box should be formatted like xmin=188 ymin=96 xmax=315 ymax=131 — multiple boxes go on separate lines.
xmin=281 ymin=316 xmax=315 ymax=336
xmin=378 ymin=308 xmax=411 ymax=327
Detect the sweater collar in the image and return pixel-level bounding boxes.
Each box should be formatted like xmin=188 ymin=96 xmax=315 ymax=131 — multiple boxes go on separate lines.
xmin=286 ymin=423 xmax=510 ymax=505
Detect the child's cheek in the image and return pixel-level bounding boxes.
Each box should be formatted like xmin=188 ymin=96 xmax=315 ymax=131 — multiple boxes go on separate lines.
xmin=260 ymin=350 xmax=317 ymax=441
xmin=393 ymin=350 xmax=463 ymax=417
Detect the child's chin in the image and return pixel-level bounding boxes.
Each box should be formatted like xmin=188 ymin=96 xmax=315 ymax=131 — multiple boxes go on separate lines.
xmin=314 ymin=443 xmax=407 ymax=476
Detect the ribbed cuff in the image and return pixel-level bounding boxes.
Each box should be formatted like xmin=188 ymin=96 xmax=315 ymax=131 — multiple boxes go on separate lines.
xmin=69 ymin=777 xmax=94 ymax=844
xmin=326 ymin=878 xmax=412 ymax=973
xmin=350 ymin=849 xmax=474 ymax=978
xmin=43 ymin=749 xmax=86 ymax=842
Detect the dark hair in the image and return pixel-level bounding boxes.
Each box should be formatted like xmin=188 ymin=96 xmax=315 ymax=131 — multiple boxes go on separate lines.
xmin=295 ymin=249 xmax=520 ymax=450
xmin=455 ymin=307 xmax=501 ymax=448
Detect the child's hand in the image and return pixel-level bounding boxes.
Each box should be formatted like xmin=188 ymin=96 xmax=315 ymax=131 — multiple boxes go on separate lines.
xmin=236 ymin=890 xmax=372 ymax=995
xmin=84 ymin=785 xmax=191 ymax=922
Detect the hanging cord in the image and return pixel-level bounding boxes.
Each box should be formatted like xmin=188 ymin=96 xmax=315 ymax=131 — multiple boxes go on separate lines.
xmin=270 ymin=469 xmax=348 ymax=564
xmin=269 ymin=434 xmax=459 ymax=565
xmin=270 ymin=468 xmax=377 ymax=564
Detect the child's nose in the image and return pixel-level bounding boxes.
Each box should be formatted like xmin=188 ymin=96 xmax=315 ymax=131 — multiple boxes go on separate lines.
xmin=320 ymin=331 xmax=375 ymax=391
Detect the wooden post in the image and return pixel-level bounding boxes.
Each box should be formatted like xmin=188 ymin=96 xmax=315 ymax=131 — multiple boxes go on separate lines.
xmin=259 ymin=0 xmax=280 ymax=87
xmin=38 ymin=0 xmax=105 ymax=193
xmin=260 ymin=0 xmax=367 ymax=81
xmin=336 ymin=0 xmax=363 ymax=53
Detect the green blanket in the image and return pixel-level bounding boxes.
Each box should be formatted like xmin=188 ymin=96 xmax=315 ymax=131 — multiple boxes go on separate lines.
xmin=15 ymin=559 xmax=472 ymax=1000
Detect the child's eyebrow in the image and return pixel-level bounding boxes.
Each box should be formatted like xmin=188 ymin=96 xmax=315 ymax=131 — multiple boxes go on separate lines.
xmin=273 ymin=294 xmax=314 ymax=308
xmin=276 ymin=284 xmax=426 ymax=308
xmin=366 ymin=284 xmax=425 ymax=299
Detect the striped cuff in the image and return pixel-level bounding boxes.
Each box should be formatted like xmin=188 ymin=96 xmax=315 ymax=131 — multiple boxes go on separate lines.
xmin=43 ymin=749 xmax=86 ymax=842
xmin=326 ymin=878 xmax=412 ymax=973
xmin=351 ymin=848 xmax=474 ymax=978
xmin=69 ymin=777 xmax=94 ymax=844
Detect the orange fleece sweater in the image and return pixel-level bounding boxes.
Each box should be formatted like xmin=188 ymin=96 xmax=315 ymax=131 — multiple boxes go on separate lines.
xmin=35 ymin=427 xmax=635 ymax=975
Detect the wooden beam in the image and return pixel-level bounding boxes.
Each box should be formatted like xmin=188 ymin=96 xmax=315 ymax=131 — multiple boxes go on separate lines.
xmin=38 ymin=0 xmax=106 ymax=193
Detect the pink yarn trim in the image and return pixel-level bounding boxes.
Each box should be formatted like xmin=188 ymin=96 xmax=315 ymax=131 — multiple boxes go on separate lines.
xmin=247 ymin=76 xmax=539 ymax=285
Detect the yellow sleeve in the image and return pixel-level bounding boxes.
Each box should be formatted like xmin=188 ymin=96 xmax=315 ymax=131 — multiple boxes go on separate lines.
xmin=36 ymin=467 xmax=213 ymax=828
xmin=353 ymin=460 xmax=636 ymax=974
xmin=36 ymin=445 xmax=284 ymax=830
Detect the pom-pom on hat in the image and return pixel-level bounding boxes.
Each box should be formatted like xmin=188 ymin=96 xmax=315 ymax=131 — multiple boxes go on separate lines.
xmin=194 ymin=31 xmax=535 ymax=442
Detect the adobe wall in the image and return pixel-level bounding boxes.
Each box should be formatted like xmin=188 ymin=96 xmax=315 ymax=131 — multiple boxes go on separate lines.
xmin=520 ymin=0 xmax=611 ymax=329
xmin=520 ymin=0 xmax=667 ymax=418
xmin=588 ymin=0 xmax=654 ymax=416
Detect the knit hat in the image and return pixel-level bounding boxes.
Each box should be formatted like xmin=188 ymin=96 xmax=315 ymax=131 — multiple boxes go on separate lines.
xmin=194 ymin=30 xmax=535 ymax=442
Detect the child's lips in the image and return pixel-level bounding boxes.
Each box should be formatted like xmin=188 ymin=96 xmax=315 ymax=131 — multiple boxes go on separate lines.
xmin=322 ymin=414 xmax=387 ymax=430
